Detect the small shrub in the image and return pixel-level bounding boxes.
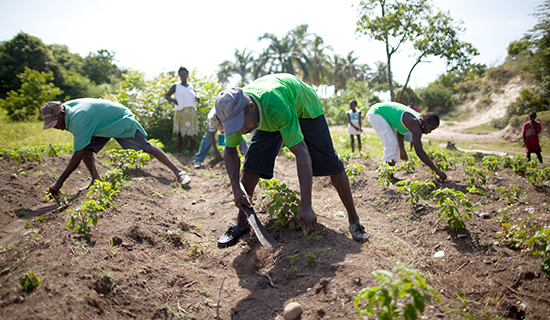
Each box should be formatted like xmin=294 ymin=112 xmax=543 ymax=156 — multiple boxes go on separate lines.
xmin=354 ymin=262 xmax=441 ymax=320
xmin=395 ymin=179 xmax=435 ymax=209
xmin=433 ymin=188 xmax=475 ymax=232
xmin=377 ymin=163 xmax=395 ymax=189
xmin=19 ymin=271 xmax=41 ymax=293
xmin=258 ymin=178 xmax=300 ymax=229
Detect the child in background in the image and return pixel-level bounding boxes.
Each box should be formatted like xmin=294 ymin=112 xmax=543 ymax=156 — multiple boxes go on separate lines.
xmin=522 ymin=111 xmax=543 ymax=163
xmin=347 ymin=99 xmax=362 ymax=153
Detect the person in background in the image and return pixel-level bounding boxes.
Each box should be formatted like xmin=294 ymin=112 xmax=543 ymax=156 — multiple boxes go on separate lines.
xmin=523 ymin=111 xmax=543 ymax=163
xmin=41 ymin=98 xmax=191 ymax=195
xmin=347 ymin=99 xmax=362 ymax=153
xmin=164 ymin=67 xmax=200 ymax=155
xmin=367 ymin=101 xmax=447 ymax=180
xmin=214 ymin=73 xmax=369 ymax=248
xmin=193 ymin=107 xmax=248 ymax=169
xmin=403 ymin=97 xmax=420 ymax=151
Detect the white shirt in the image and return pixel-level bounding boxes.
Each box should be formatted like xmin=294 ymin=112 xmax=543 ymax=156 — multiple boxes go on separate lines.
xmin=175 ymin=83 xmax=196 ymax=111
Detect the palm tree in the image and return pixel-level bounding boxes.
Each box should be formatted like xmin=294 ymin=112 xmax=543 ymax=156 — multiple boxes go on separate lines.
xmin=216 ymin=48 xmax=257 ymax=87
xmin=258 ymin=24 xmax=312 ymax=77
xmin=304 ymin=35 xmax=333 ymax=87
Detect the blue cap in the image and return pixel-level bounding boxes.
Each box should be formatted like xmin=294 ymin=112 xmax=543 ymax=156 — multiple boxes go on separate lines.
xmin=214 ymin=88 xmax=247 ymax=136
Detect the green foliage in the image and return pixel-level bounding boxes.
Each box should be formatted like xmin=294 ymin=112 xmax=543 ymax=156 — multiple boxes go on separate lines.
xmin=377 ymin=162 xmax=395 ymax=189
xmin=418 ymin=83 xmax=454 ymax=113
xmin=398 ymin=158 xmax=419 ymax=173
xmin=2 ymin=143 xmax=72 ymax=164
xmin=496 ymin=184 xmax=523 ymax=205
xmin=396 ymin=179 xmax=435 ymax=209
xmin=19 ymin=271 xmax=41 ymax=293
xmin=105 ymin=70 xmax=223 ymax=152
xmin=258 ymin=178 xmax=301 ymax=229
xmin=433 ymin=188 xmax=475 ymax=232
xmin=106 ymin=148 xmax=151 ymax=174
xmin=526 ymin=167 xmax=550 ymax=187
xmin=461 ymin=153 xmax=476 ymax=167
xmin=66 ymin=169 xmax=125 ymax=236
xmin=356 ymin=0 xmax=478 ymax=101
xmin=346 ymin=163 xmax=365 ymax=183
xmin=464 ymin=166 xmax=488 ymax=189
xmin=482 ymin=155 xmax=501 ymax=173
xmin=496 ymin=211 xmax=550 ymax=273
xmin=0 ymin=67 xmax=62 ymax=122
xmin=428 ymin=150 xmax=456 ymax=171
xmin=502 ymin=154 xmax=537 ymax=175
xmin=354 ymin=262 xmax=441 ymax=320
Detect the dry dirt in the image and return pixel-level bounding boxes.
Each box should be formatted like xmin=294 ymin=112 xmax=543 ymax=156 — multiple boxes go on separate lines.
xmin=1 ymin=143 xmax=549 ymax=320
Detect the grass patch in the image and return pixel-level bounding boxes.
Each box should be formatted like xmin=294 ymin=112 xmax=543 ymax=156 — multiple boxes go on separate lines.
xmin=0 ymin=120 xmax=73 ymax=149
xmin=463 ymin=122 xmax=502 ymax=134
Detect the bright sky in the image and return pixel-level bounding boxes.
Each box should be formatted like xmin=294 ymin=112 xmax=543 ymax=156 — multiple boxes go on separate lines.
xmin=0 ymin=0 xmax=545 ymax=89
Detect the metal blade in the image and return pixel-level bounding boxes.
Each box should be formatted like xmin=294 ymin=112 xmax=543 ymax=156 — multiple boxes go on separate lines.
xmin=242 ymin=206 xmax=277 ymax=249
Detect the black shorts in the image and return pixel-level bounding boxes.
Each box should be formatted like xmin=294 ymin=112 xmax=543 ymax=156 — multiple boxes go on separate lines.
xmin=85 ymin=130 xmax=152 ymax=154
xmin=243 ymin=115 xmax=344 ymax=179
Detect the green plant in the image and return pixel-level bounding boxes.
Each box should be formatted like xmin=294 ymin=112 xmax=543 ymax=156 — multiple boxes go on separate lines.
xmin=354 ymin=262 xmax=441 ymax=320
xmin=258 ymin=178 xmax=300 ymax=229
xmin=395 ymin=179 xmax=435 ymax=209
xmin=66 ymin=200 xmax=101 ymax=236
xmin=398 ymin=159 xmax=417 ymax=173
xmin=526 ymin=167 xmax=550 ymax=187
xmin=428 ymin=150 xmax=456 ymax=171
xmin=305 ymin=252 xmax=317 ymax=264
xmin=287 ymin=253 xmax=300 ymax=273
xmin=377 ymin=163 xmax=395 ymax=189
xmin=432 ymin=188 xmax=475 ymax=232
xmin=24 ymin=216 xmax=47 ymax=229
xmin=19 ymin=271 xmax=41 ymax=293
xmin=464 ymin=166 xmax=488 ymax=189
xmin=346 ymin=163 xmax=365 ymax=182
xmin=188 ymin=243 xmax=204 ymax=259
xmin=461 ymin=153 xmax=476 ymax=167
xmin=482 ymin=155 xmax=501 ymax=173
xmin=106 ymin=148 xmax=151 ymax=173
xmin=496 ymin=184 xmax=523 ymax=204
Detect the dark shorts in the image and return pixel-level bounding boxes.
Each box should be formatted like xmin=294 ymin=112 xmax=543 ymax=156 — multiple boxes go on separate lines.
xmin=243 ymin=115 xmax=344 ymax=179
xmin=85 ymin=130 xmax=152 ymax=154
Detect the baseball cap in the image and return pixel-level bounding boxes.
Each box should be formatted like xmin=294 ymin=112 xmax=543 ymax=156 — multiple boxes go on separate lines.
xmin=214 ymin=88 xmax=247 ymax=136
xmin=41 ymin=101 xmax=64 ymax=130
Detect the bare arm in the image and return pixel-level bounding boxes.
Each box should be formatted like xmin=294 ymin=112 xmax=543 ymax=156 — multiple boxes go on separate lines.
xmin=164 ymin=85 xmax=177 ymax=104
xmin=397 ymin=132 xmax=407 ymax=160
xmin=224 ymin=145 xmax=250 ymax=210
xmin=49 ymin=150 xmax=84 ymax=194
xmin=403 ymin=113 xmax=446 ymax=180
xmin=289 ymin=140 xmax=317 ymax=232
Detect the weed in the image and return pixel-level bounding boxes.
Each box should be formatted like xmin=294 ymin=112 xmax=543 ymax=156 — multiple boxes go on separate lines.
xmin=287 ymin=254 xmax=300 ymax=273
xmin=354 ymin=262 xmax=440 ymax=320
xmin=305 ymin=252 xmax=317 ymax=264
xmin=19 ymin=271 xmax=41 ymax=293
xmin=24 ymin=216 xmax=47 ymax=229
xmin=188 ymin=243 xmax=204 ymax=259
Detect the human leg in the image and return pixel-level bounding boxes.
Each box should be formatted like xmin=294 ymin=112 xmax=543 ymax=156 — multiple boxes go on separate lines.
xmin=194 ymin=126 xmax=214 ymax=164
xmin=535 ymin=150 xmax=543 ymax=163
xmin=175 ymin=133 xmax=182 ymax=154
xmin=357 ymin=135 xmax=362 ymax=152
xmin=367 ymin=112 xmax=399 ymax=165
xmin=300 ymin=116 xmax=368 ymax=242
xmin=350 ymin=135 xmax=355 ymax=153
xmin=527 ymin=152 xmax=532 ymax=162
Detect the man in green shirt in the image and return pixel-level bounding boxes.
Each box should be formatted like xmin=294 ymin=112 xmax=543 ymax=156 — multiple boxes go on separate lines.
xmin=214 ymin=73 xmax=369 ymax=248
xmin=41 ymin=98 xmax=191 ymax=195
xmin=367 ymin=101 xmax=447 ymax=180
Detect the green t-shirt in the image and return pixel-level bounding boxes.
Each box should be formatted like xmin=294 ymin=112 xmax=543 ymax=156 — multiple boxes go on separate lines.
xmin=64 ymin=98 xmax=147 ymax=151
xmin=226 ymin=74 xmax=323 ymax=148
xmin=369 ymin=102 xmax=421 ymax=135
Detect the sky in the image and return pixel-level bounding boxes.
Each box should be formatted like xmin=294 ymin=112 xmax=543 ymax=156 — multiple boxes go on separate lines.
xmin=0 ymin=0 xmax=545 ymax=89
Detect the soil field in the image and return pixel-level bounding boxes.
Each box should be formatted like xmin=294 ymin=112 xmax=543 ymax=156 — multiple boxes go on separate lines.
xmin=0 ymin=145 xmax=549 ymax=320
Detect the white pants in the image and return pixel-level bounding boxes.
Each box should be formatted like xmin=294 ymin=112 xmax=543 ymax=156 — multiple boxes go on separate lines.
xmin=368 ymin=112 xmax=399 ymax=163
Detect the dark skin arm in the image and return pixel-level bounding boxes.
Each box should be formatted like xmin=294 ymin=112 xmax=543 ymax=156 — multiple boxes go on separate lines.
xmin=49 ymin=150 xmax=86 ymax=194
xmin=224 ymin=145 xmax=251 ymax=210
xmin=164 ymin=85 xmax=178 ymax=104
xmin=288 ymin=140 xmax=317 ymax=232
xmin=402 ymin=113 xmax=447 ymax=180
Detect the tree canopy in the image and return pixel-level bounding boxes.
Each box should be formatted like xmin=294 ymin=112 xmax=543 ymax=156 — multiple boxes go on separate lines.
xmin=355 ymin=0 xmax=478 ymax=102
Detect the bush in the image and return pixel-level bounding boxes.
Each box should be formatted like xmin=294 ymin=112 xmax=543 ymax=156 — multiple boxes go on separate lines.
xmin=418 ymin=83 xmax=454 ymax=114
xmin=0 ymin=67 xmax=62 ymax=122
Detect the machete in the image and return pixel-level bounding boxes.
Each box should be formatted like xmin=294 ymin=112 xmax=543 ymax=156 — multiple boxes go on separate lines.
xmin=242 ymin=205 xmax=277 ymax=249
